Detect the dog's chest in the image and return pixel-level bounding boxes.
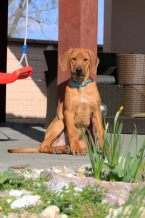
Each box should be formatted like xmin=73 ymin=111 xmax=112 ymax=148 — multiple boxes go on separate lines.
xmin=79 ymin=90 xmax=93 ymax=105
xmin=80 ymin=97 xmax=88 ymax=104
xmin=73 ymin=92 xmax=93 ymax=126
xmin=75 ymin=92 xmax=93 ymax=114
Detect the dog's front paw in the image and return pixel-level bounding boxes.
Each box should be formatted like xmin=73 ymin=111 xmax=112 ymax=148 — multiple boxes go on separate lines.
xmin=71 ymin=148 xmax=86 ymax=156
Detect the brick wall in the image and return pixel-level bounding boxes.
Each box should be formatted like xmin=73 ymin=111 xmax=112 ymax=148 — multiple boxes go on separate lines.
xmin=6 ymin=38 xmax=57 ymax=124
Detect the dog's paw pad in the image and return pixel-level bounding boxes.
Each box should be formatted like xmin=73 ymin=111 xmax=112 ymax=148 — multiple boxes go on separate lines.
xmin=56 ymin=150 xmax=62 ymax=154
xmin=67 ymin=147 xmax=71 ymax=154
xmin=81 ymin=153 xmax=86 ymax=156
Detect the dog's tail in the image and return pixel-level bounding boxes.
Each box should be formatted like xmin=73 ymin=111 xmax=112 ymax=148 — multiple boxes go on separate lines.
xmin=8 ymin=148 xmax=39 ymax=153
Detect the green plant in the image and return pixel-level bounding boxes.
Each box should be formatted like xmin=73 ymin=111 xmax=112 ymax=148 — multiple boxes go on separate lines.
xmin=0 ymin=172 xmax=110 ymax=218
xmin=46 ymin=182 xmax=109 ymax=217
xmin=0 ymin=175 xmax=50 ymax=215
xmin=80 ymin=107 xmax=145 ymax=183
xmin=0 ymin=196 xmax=21 ymax=216
xmin=78 ymin=124 xmax=108 ymax=180
xmin=0 ymin=168 xmax=24 ymax=185
xmin=138 ymin=160 xmax=145 ymax=182
xmin=103 ymin=107 xmax=145 ymax=183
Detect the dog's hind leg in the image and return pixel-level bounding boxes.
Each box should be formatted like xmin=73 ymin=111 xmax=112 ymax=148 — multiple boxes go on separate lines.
xmin=8 ymin=116 xmax=65 ymax=153
xmin=38 ymin=116 xmax=65 ymax=153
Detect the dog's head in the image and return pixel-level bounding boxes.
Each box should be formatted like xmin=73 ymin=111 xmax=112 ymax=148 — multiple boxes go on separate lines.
xmin=59 ymin=48 xmax=99 ymax=83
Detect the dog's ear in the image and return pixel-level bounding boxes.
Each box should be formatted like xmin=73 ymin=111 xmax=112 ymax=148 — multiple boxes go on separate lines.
xmin=59 ymin=48 xmax=74 ymax=71
xmin=87 ymin=50 xmax=100 ymax=74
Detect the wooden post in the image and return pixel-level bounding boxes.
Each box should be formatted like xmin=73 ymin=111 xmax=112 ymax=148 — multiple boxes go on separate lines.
xmin=0 ymin=0 xmax=8 ymax=122
xmin=57 ymin=0 xmax=98 ymax=104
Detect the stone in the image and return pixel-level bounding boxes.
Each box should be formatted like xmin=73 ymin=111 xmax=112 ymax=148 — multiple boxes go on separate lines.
xmin=53 ymin=169 xmax=61 ymax=173
xmin=46 ymin=174 xmax=144 ymax=206
xmin=64 ymin=173 xmax=78 ymax=178
xmin=40 ymin=171 xmax=56 ymax=180
xmin=67 ymin=170 xmax=76 ymax=176
xmin=57 ymin=172 xmax=66 ymax=176
xmin=25 ymin=213 xmax=40 ymax=218
xmin=9 ymin=190 xmax=23 ymax=198
xmin=105 ymin=190 xmax=126 ymax=206
xmin=51 ymin=166 xmax=62 ymax=171
xmin=20 ymin=208 xmax=27 ymax=213
xmin=15 ymin=170 xmax=22 ymax=174
xmin=11 ymin=199 xmax=29 ymax=209
xmin=105 ymin=205 xmax=145 ymax=218
xmin=31 ymin=169 xmax=43 ymax=179
xmin=22 ymin=195 xmax=40 ymax=206
xmin=0 ymin=190 xmax=9 ymax=197
xmin=140 ymin=206 xmax=145 ymax=218
xmin=74 ymin=187 xmax=82 ymax=193
xmin=74 ymin=164 xmax=91 ymax=173
xmin=7 ymin=212 xmax=19 ymax=218
xmin=36 ymin=200 xmax=43 ymax=205
xmin=56 ymin=215 xmax=68 ymax=218
xmin=73 ymin=165 xmax=82 ymax=172
xmin=21 ymin=189 xmax=33 ymax=195
xmin=0 ymin=214 xmax=7 ymax=218
xmin=117 ymin=189 xmax=131 ymax=199
xmin=51 ymin=182 xmax=69 ymax=194
xmin=19 ymin=211 xmax=30 ymax=218
xmin=40 ymin=205 xmax=60 ymax=218
xmin=51 ymin=166 xmax=56 ymax=171
xmin=23 ymin=171 xmax=32 ymax=179
xmin=63 ymin=166 xmax=68 ymax=174
xmin=77 ymin=172 xmax=86 ymax=179
xmin=6 ymin=199 xmax=12 ymax=203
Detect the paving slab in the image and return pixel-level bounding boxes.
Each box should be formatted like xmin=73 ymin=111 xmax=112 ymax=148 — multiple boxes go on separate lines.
xmin=0 ymin=122 xmax=145 ymax=172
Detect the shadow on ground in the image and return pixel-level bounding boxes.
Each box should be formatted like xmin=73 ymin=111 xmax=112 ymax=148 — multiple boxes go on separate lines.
xmin=0 ymin=122 xmax=45 ymax=143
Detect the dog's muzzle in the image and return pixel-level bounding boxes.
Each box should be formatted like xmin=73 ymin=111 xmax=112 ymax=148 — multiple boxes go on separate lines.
xmin=73 ymin=67 xmax=85 ymax=76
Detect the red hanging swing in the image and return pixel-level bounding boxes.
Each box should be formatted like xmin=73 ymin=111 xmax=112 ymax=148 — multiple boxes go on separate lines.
xmin=0 ymin=0 xmax=32 ymax=84
xmin=0 ymin=66 xmax=32 ymax=84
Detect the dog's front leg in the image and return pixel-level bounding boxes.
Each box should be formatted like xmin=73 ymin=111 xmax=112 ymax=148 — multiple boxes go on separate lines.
xmin=92 ymin=109 xmax=104 ymax=151
xmin=64 ymin=110 xmax=86 ymax=155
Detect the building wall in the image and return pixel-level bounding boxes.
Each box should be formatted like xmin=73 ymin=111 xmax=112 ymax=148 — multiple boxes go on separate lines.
xmin=6 ymin=39 xmax=57 ymax=123
xmin=104 ymin=0 xmax=145 ymax=54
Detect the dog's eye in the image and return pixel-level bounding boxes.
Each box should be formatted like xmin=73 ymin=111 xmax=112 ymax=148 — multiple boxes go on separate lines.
xmin=84 ymin=58 xmax=88 ymax=62
xmin=72 ymin=58 xmax=76 ymax=61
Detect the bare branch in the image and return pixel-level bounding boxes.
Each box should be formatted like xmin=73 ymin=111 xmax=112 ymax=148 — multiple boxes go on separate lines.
xmin=8 ymin=0 xmax=13 ymax=6
xmin=9 ymin=0 xmax=32 ymax=37
xmin=24 ymin=6 xmax=58 ymax=15
xmin=21 ymin=15 xmax=41 ymax=24
xmin=8 ymin=0 xmax=58 ymax=39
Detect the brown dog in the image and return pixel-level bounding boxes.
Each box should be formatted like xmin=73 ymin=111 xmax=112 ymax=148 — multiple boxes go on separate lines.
xmin=8 ymin=48 xmax=104 ymax=155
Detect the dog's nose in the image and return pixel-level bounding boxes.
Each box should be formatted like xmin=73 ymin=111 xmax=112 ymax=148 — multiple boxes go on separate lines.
xmin=76 ymin=67 xmax=82 ymax=73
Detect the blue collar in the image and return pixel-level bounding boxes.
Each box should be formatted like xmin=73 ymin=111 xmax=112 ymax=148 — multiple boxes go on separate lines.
xmin=71 ymin=77 xmax=93 ymax=88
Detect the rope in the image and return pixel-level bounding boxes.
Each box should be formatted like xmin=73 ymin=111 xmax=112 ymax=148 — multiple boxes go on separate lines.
xmin=17 ymin=0 xmax=29 ymax=69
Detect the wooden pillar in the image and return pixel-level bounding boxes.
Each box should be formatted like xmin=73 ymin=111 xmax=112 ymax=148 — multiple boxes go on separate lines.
xmin=57 ymin=0 xmax=98 ymax=104
xmin=0 ymin=0 xmax=8 ymax=122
